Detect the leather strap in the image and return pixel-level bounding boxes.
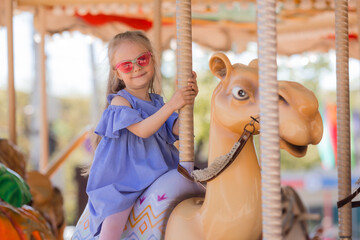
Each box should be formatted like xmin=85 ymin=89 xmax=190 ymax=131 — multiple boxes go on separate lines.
xmin=177 ymin=164 xmax=195 ymax=181
xmin=197 ymin=129 xmax=252 ymax=182
xmin=177 ymin=116 xmax=258 ymax=183
xmin=337 ymin=186 xmax=360 ymax=209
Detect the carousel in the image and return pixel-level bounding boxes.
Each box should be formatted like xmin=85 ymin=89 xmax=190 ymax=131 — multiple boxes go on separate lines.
xmin=0 ymin=0 xmax=359 ymax=239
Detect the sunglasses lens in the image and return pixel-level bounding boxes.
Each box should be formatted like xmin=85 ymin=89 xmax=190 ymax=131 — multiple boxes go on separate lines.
xmin=118 ymin=62 xmax=133 ymax=73
xmin=137 ymin=53 xmax=151 ymax=67
xmin=115 ymin=52 xmax=151 ymax=73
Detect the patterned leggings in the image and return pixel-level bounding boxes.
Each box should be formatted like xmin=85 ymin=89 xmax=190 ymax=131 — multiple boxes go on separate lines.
xmin=99 ymin=204 xmax=134 ymax=240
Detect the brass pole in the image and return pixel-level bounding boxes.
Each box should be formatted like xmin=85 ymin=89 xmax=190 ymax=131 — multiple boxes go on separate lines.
xmin=153 ymin=0 xmax=162 ymax=93
xmin=176 ymin=0 xmax=194 ymax=163
xmin=5 ymin=0 xmax=16 ymax=144
xmin=335 ymin=0 xmax=352 ymax=238
xmin=257 ymin=0 xmax=282 ymax=239
xmin=39 ymin=6 xmax=49 ymax=173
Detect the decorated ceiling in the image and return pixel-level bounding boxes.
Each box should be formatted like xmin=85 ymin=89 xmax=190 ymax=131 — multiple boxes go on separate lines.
xmin=1 ymin=0 xmax=359 ymax=57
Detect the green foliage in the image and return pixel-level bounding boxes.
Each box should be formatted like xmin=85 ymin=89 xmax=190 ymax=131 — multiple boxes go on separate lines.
xmin=193 ymin=71 xmax=219 ymax=164
xmin=52 ymin=96 xmax=93 ymax=225
xmin=0 ymin=90 xmax=32 ymax=157
xmin=193 ymin=71 xmax=219 ymax=143
xmin=52 ymin=97 xmax=91 ymax=148
xmin=0 ymin=91 xmax=8 ymax=138
xmin=278 ymin=53 xmax=332 ymax=94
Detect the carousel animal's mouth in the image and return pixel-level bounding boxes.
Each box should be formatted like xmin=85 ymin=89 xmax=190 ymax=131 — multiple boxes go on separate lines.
xmin=280 ymin=139 xmax=308 ymax=157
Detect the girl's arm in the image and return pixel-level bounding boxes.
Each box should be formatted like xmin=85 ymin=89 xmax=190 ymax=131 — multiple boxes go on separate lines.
xmin=172 ymin=119 xmax=180 ymax=136
xmin=171 ymin=71 xmax=198 ymax=136
xmin=111 ymin=86 xmax=195 ymax=138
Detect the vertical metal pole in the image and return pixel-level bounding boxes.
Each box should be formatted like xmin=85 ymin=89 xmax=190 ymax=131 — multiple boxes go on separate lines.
xmin=30 ymin=14 xmax=41 ymax=169
xmin=335 ymin=0 xmax=352 ymax=239
xmin=39 ymin=6 xmax=49 ymax=173
xmin=257 ymin=0 xmax=282 ymax=239
xmin=176 ymin=0 xmax=194 ymax=163
xmin=153 ymin=0 xmax=162 ymax=93
xmin=5 ymin=0 xmax=16 ymax=144
xmin=89 ymin=42 xmax=100 ymax=124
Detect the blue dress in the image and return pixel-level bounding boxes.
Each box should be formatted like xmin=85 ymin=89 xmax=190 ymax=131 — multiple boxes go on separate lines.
xmin=86 ymin=89 xmax=179 ymax=236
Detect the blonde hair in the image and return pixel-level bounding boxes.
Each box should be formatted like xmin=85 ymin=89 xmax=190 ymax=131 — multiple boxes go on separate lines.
xmin=106 ymin=31 xmax=160 ymax=97
xmin=84 ymin=31 xmax=160 ymax=175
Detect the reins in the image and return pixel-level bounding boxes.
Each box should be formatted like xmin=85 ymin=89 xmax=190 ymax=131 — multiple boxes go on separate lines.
xmin=337 ymin=182 xmax=360 ymax=209
xmin=178 ymin=116 xmax=259 ymax=183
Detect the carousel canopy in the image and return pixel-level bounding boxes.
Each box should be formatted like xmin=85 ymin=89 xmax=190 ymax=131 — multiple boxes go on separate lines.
xmin=1 ymin=0 xmax=359 ymax=57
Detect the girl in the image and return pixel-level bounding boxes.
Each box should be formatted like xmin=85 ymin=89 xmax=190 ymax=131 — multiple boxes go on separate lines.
xmin=86 ymin=31 xmax=198 ymax=240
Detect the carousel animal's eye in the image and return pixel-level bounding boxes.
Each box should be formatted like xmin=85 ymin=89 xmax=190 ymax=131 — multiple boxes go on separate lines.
xmin=232 ymin=86 xmax=249 ymax=100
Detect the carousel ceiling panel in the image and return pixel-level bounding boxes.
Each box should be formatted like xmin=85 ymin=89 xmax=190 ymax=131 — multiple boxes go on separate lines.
xmin=15 ymin=0 xmax=356 ymax=9
xmin=1 ymin=0 xmax=358 ymax=57
xmin=17 ymin=0 xmax=255 ymax=6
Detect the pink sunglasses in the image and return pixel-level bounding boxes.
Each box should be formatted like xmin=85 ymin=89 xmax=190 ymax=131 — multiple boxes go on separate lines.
xmin=114 ymin=52 xmax=152 ymax=74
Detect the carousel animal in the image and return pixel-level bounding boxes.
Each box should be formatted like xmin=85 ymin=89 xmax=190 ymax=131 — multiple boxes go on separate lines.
xmin=164 ymin=53 xmax=323 ymax=240
xmin=73 ymin=53 xmax=323 ymax=240
xmin=0 ymin=139 xmax=65 ymax=240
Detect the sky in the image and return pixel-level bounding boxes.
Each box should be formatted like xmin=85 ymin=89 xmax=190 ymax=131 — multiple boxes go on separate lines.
xmin=1 ymin=12 xmax=359 ymax=98
xmin=1 ymin=12 xmax=35 ymax=93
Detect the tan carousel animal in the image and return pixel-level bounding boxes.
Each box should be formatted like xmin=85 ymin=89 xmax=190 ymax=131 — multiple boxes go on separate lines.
xmin=165 ymin=53 xmax=323 ymax=240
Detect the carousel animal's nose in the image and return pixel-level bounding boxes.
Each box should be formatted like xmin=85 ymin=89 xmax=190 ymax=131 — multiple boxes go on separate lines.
xmin=294 ymin=92 xmax=318 ymax=119
xmin=278 ymin=81 xmax=323 ymax=145
xmin=279 ymin=81 xmax=319 ymax=120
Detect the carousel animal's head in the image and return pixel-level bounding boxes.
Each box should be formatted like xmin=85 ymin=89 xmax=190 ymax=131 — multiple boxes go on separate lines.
xmin=209 ymin=53 xmax=323 ymax=157
xmin=0 ymin=139 xmax=26 ymax=179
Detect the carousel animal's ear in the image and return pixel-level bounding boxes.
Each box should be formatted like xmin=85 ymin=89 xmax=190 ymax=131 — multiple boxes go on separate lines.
xmin=248 ymin=59 xmax=258 ymax=69
xmin=209 ymin=53 xmax=233 ymax=80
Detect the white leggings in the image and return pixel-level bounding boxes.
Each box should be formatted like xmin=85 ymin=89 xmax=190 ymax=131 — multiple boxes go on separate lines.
xmin=99 ymin=204 xmax=134 ymax=240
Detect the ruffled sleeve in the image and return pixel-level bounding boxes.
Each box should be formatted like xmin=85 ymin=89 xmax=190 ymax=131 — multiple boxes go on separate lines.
xmin=94 ymin=105 xmax=143 ymax=138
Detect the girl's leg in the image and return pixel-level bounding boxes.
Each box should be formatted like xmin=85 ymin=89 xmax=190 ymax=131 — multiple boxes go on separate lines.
xmin=99 ymin=204 xmax=133 ymax=240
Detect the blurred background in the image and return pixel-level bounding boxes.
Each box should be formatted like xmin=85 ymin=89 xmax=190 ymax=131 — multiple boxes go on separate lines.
xmin=1 ymin=1 xmax=360 ymax=238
